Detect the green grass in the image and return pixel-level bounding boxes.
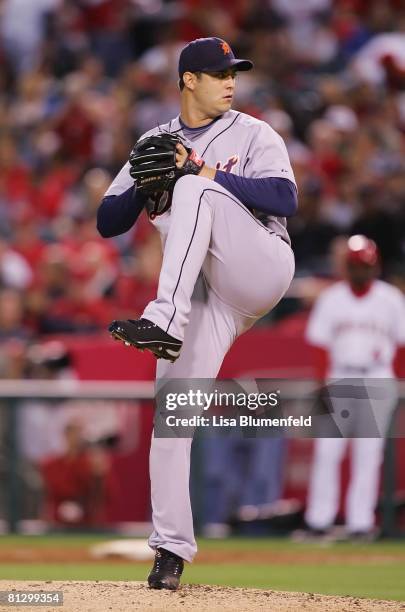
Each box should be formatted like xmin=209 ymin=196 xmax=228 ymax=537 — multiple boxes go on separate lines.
xmin=1 ymin=535 xmax=404 ymax=554
xmin=199 ymin=536 xmax=405 ymax=555
xmin=1 ymin=536 xmax=404 ymax=601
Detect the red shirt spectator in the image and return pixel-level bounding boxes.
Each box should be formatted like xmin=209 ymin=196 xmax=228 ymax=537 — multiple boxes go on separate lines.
xmin=55 ymin=101 xmax=96 ymax=163
xmin=41 ymin=421 xmax=117 ymax=526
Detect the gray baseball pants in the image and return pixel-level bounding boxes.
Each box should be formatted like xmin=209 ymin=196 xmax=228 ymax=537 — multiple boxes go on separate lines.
xmin=143 ymin=175 xmax=295 ymax=561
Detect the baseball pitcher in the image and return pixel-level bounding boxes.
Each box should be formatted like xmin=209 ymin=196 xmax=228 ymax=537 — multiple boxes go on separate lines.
xmin=97 ymin=37 xmax=297 ymax=589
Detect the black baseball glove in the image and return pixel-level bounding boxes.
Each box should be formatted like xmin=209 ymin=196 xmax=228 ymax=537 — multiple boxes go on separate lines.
xmin=145 ymin=191 xmax=174 ymax=220
xmin=128 ymin=133 xmax=205 ymax=214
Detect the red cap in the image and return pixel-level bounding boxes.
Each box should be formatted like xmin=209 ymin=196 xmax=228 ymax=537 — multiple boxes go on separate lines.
xmin=346 ymin=235 xmax=379 ymax=266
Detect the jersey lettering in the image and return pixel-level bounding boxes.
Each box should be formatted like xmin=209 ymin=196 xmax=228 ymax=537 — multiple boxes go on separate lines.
xmin=215 ymin=155 xmax=239 ymax=173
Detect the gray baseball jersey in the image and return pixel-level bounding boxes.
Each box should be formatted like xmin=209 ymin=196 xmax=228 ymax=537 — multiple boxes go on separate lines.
xmin=105 ymin=110 xmax=296 ymax=245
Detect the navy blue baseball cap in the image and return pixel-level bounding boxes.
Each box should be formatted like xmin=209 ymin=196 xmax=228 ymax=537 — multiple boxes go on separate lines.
xmin=178 ymin=37 xmax=253 ymax=78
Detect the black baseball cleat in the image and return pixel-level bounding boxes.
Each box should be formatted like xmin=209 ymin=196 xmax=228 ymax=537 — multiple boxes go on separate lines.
xmin=148 ymin=547 xmax=184 ymax=590
xmin=108 ymin=318 xmax=182 ymax=362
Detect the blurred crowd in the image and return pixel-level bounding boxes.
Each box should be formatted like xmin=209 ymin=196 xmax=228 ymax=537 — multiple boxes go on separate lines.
xmin=0 ymin=0 xmax=404 ymax=364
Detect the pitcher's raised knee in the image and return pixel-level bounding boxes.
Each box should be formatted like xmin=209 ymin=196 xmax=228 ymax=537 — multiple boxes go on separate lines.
xmin=173 ymin=174 xmax=214 ymax=200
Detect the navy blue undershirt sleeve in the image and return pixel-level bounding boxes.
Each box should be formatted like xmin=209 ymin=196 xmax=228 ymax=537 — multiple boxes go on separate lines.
xmin=214 ymin=172 xmax=298 ymax=217
xmin=97 ymin=185 xmax=148 ymax=238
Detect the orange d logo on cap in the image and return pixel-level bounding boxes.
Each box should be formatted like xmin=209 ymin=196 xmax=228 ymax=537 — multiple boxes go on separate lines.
xmin=221 ymin=41 xmax=231 ymax=55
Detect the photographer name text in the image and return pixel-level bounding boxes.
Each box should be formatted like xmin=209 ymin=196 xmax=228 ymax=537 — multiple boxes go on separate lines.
xmin=166 ymin=414 xmax=312 ymax=428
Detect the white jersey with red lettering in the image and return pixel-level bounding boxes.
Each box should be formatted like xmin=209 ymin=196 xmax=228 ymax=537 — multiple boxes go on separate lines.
xmin=306 ymin=280 xmax=405 ymax=377
xmin=305 ymin=279 xmax=405 ymax=533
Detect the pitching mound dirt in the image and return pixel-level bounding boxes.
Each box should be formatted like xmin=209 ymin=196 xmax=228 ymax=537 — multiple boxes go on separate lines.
xmin=1 ymin=581 xmax=404 ymax=612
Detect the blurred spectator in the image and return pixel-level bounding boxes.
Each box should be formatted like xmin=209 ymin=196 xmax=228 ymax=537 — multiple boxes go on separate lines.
xmin=349 ymin=184 xmax=403 ymax=274
xmin=261 ymin=108 xmax=311 ymax=166
xmin=0 ymin=0 xmax=61 ymax=73
xmin=137 ymin=29 xmax=186 ymax=83
xmin=114 ymin=229 xmax=161 ymax=317
xmin=41 ymin=418 xmax=115 ymax=527
xmin=78 ymin=0 xmax=133 ymax=77
xmin=53 ymin=74 xmax=97 ymax=164
xmin=0 ymin=133 xmax=34 ymax=217
xmin=350 ymin=28 xmax=405 ymax=87
xmin=0 ymin=288 xmax=31 ymax=341
xmin=0 ymin=239 xmax=32 ymax=289
xmin=271 ymin=0 xmax=337 ymax=66
xmin=201 ymin=435 xmax=290 ymax=537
